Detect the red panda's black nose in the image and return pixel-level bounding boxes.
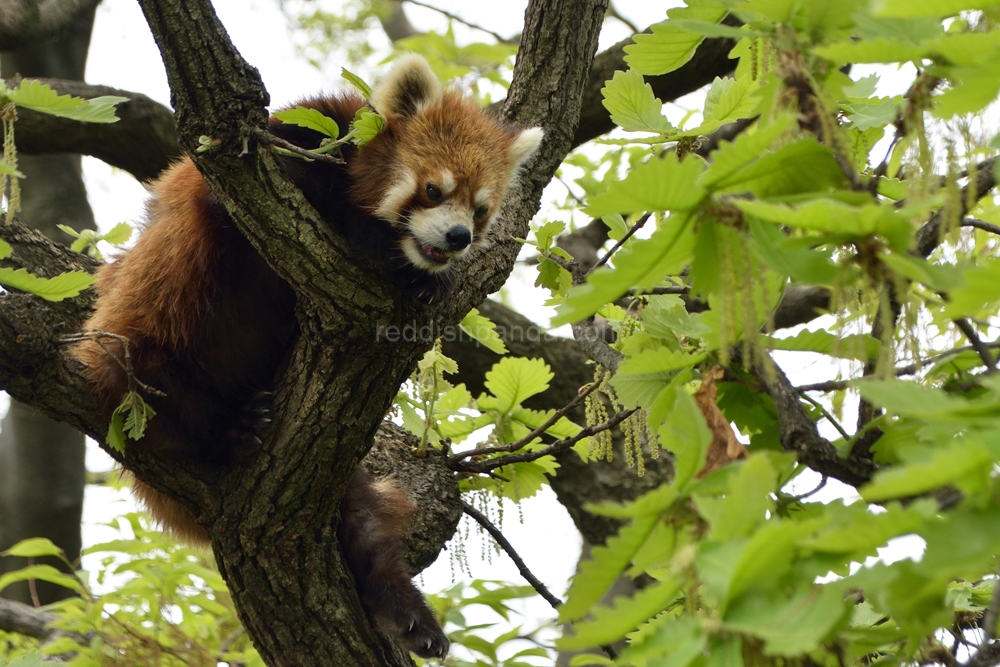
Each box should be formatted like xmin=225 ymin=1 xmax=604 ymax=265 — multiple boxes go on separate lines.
xmin=445 ymin=226 xmax=472 ymax=251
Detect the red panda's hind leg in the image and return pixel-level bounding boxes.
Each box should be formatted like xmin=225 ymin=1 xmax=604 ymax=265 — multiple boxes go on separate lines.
xmin=338 ymin=469 xmax=449 ymax=659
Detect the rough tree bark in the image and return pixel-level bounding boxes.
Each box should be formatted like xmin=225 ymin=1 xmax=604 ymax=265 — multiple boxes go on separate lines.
xmin=0 ymin=0 xmax=96 ymax=606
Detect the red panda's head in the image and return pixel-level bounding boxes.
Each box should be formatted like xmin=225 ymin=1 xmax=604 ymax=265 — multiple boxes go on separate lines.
xmin=350 ymin=55 xmax=543 ymax=273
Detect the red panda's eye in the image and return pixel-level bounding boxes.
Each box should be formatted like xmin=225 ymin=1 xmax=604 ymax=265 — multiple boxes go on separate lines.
xmin=474 ymin=206 xmax=489 ymax=219
xmin=426 ymin=184 xmax=442 ymax=202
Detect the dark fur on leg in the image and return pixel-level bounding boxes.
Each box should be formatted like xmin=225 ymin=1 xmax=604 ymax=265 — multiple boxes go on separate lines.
xmin=338 ymin=468 xmax=449 ymax=659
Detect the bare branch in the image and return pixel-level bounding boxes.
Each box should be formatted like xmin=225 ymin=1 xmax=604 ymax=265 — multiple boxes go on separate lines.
xmin=590 ymin=213 xmax=650 ymax=274
xmin=962 ymin=217 xmax=1000 ymax=237
xmin=405 ymin=0 xmax=515 ymax=43
xmin=953 ymin=318 xmax=997 ymax=373
xmin=461 ymin=501 xmax=562 ymax=608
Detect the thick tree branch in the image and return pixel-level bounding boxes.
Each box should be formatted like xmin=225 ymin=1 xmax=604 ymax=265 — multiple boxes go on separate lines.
xmin=0 ymin=0 xmax=99 ymax=51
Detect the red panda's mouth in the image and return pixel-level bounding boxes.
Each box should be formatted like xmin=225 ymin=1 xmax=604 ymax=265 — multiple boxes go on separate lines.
xmin=416 ymin=241 xmax=450 ymax=265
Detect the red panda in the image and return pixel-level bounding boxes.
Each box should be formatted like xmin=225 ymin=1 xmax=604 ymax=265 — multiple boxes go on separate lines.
xmin=74 ymin=55 xmax=543 ymax=659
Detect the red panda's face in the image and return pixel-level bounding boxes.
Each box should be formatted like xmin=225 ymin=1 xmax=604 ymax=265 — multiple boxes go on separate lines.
xmin=352 ymin=55 xmax=544 ymax=274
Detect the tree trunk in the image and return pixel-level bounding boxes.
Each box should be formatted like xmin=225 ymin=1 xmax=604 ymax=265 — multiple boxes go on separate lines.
xmin=0 ymin=1 xmax=96 ymax=606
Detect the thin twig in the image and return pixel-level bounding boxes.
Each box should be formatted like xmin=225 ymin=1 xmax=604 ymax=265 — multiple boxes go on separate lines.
xmin=953 ymin=318 xmax=997 ymax=374
xmin=790 ymin=475 xmax=828 ymax=501
xmin=405 ymin=0 xmax=513 ymax=43
xmin=250 ymin=126 xmax=345 ymax=165
xmin=961 ymin=217 xmax=1000 ymax=237
xmin=60 ymin=330 xmax=166 ymax=397
xmin=449 ymin=381 xmax=600 ymax=463
xmin=461 ymin=501 xmax=562 ymax=608
xmin=460 ymin=503 xmax=619 ymax=661
xmin=589 ymin=213 xmax=651 ymax=274
xmin=627 ymin=285 xmax=689 ymax=297
xmin=799 ymin=393 xmax=850 ymax=441
xmin=795 ymin=342 xmax=1000 ymax=392
xmin=453 ymin=407 xmax=638 ymax=474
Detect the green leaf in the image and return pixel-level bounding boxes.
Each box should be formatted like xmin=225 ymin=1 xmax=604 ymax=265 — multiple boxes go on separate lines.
xmin=601 ymin=69 xmax=673 ymax=133
xmin=670 ymin=19 xmax=762 ymax=39
xmin=272 ymin=106 xmax=341 ymax=138
xmin=558 ymin=578 xmax=680 ymax=649
xmin=619 ymin=616 xmax=707 ymax=667
xmin=1 ymin=537 xmax=66 ymax=559
xmin=934 ymin=64 xmax=1000 ymax=117
xmin=624 ymin=2 xmax=728 ymax=75
xmin=483 ymin=357 xmax=553 ymax=414
xmin=553 ymin=213 xmax=695 ymax=325
xmin=459 ymin=308 xmax=508 ymax=354
xmin=871 ymin=0 xmax=1000 ymax=17
xmin=654 ymin=385 xmax=712 ymax=490
xmin=0 ymin=267 xmax=95 ymax=301
xmin=0 ymin=564 xmax=83 ymax=595
xmin=814 ymin=37 xmax=928 ymax=64
xmin=0 ymin=239 xmax=11 ymax=259
xmin=861 ymin=436 xmax=994 ymax=501
xmin=694 ymin=454 xmax=777 ymax=541
xmin=689 ymin=75 xmax=762 ymax=136
xmin=6 ymin=79 xmax=126 ymax=123
xmin=735 ymin=198 xmax=911 ymax=248
xmin=724 ymin=583 xmax=849 ymax=655
xmin=747 ymin=217 xmax=839 ymax=285
xmin=715 ymin=139 xmax=846 ymax=198
xmin=842 ymin=97 xmax=902 ymax=131
xmin=700 ymin=115 xmax=797 ymax=188
xmin=770 ymin=328 xmax=881 ymax=362
xmin=585 ymin=154 xmax=706 ymax=217
xmin=350 ymin=108 xmax=385 ymax=146
xmin=101 ymin=221 xmax=133 ymax=246
xmin=341 ymin=67 xmax=373 ymax=98
xmin=613 ymin=348 xmax=707 ymax=409
xmin=559 ymin=514 xmax=660 ymax=622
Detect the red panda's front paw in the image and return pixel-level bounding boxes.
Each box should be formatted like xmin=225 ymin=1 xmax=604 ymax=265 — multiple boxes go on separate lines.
xmin=231 ymin=390 xmax=274 ymax=448
xmin=400 ymin=612 xmax=449 ymax=660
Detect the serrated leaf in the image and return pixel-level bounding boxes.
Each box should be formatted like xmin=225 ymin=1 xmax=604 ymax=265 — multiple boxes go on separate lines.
xmin=272 ymin=106 xmax=341 ymax=139
xmin=341 ymin=67 xmax=373 ymax=98
xmin=558 ymin=577 xmax=680 ymax=649
xmin=735 ymin=198 xmax=910 ymax=248
xmin=459 ymin=307 xmax=508 ymax=354
xmin=102 ymin=221 xmax=133 ymax=246
xmin=655 ymin=386 xmax=712 ymax=489
xmin=770 ymin=328 xmax=881 ymax=361
xmin=619 ymin=616 xmax=706 ymax=667
xmin=585 ymin=154 xmax=706 ymax=217
xmin=0 ymin=564 xmax=83 ymax=595
xmin=1 ymin=537 xmax=66 ymax=559
xmin=624 ymin=2 xmax=728 ymax=75
xmin=483 ymin=357 xmax=553 ymax=414
xmin=724 ymin=583 xmax=849 ymax=655
xmin=6 ymin=80 xmax=125 ymax=123
xmin=559 ymin=514 xmax=660 ymax=622
xmin=602 ymin=69 xmax=673 ymax=133
xmin=700 ymin=115 xmax=797 ymax=188
xmin=613 ymin=348 xmax=708 ymax=409
xmin=688 ymin=75 xmax=762 ymax=136
xmin=0 ymin=267 xmax=95 ymax=301
xmin=716 ymin=139 xmax=846 ymax=198
xmin=861 ymin=436 xmax=994 ymax=501
xmin=814 ymin=37 xmax=928 ymax=63
xmin=553 ymin=213 xmax=695 ymax=325
xmin=350 ymin=108 xmax=385 ymax=146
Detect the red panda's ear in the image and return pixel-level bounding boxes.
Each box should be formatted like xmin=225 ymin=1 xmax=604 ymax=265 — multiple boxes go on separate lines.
xmin=506 ymin=127 xmax=544 ymax=179
xmin=370 ymin=54 xmax=443 ymax=119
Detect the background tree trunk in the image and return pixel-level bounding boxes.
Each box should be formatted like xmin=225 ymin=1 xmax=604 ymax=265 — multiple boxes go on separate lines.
xmin=0 ymin=1 xmax=96 ymax=605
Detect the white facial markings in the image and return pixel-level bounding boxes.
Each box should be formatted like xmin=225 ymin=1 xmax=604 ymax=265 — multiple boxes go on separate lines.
xmin=374 ymin=170 xmax=417 ymax=223
xmin=474 ymin=187 xmax=492 ymax=208
xmin=438 ymin=170 xmax=456 ymax=196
